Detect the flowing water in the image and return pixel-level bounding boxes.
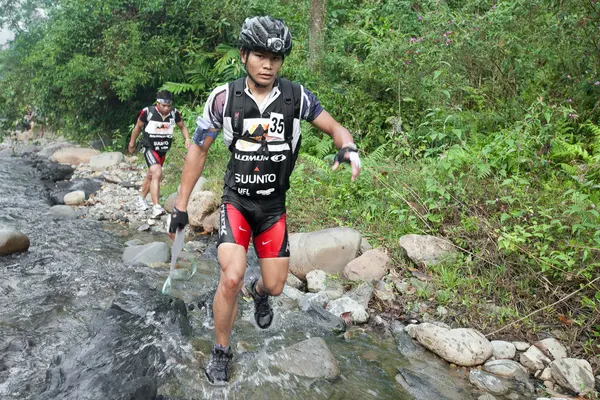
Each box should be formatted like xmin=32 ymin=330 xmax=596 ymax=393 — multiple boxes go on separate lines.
xmin=0 ymin=155 xmax=481 ymax=400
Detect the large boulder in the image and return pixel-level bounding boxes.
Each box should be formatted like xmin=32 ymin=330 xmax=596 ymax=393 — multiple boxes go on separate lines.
xmin=122 ymin=242 xmax=170 ymax=266
xmin=37 ymin=283 xmax=191 ymax=400
xmin=50 ymin=147 xmax=100 ymax=165
xmin=343 ymin=248 xmax=390 ymax=281
xmin=398 ymin=234 xmax=457 ymax=267
xmin=289 ymin=227 xmax=362 ymax=280
xmin=187 ymin=191 xmax=219 ymax=227
xmin=549 ymin=358 xmax=595 ymax=395
xmin=89 ymin=152 xmax=124 ymax=171
xmin=0 ymin=229 xmax=30 ymax=255
xmin=270 ymin=337 xmax=339 ymax=379
xmin=412 ymin=323 xmax=493 ymax=366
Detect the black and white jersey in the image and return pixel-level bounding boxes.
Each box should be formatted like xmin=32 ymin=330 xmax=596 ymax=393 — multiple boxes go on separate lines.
xmin=138 ymin=106 xmax=182 ymax=152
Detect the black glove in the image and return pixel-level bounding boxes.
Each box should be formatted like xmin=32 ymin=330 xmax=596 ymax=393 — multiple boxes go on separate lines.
xmin=169 ymin=207 xmax=189 ymax=233
xmin=333 ymin=143 xmax=361 ymax=167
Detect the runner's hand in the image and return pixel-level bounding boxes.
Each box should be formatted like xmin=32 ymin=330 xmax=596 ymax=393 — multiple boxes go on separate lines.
xmin=128 ymin=142 xmax=135 ymax=154
xmin=332 ymin=143 xmax=361 ymax=182
xmin=169 ymin=207 xmax=189 ymax=235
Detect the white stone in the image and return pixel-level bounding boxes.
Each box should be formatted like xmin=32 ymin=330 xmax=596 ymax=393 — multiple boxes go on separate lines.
xmin=398 ymin=234 xmax=458 ymax=266
xmin=289 ymin=228 xmax=361 ymax=279
xmin=483 ymin=359 xmax=529 ymax=380
xmin=491 ymin=340 xmax=516 ymax=360
xmin=326 ymin=297 xmax=369 ymax=324
xmin=90 ymin=152 xmax=124 ymax=171
xmin=513 ymin=341 xmax=530 ymax=351
xmin=50 ymin=147 xmax=100 ymax=164
xmin=535 ymin=338 xmax=567 ymax=361
xmin=342 ymin=248 xmax=390 ymax=282
xmin=282 ymin=285 xmax=304 ymax=301
xmin=64 ymin=190 xmax=85 ymax=205
xmin=405 ymin=324 xmax=418 ymax=338
xmin=478 ymin=395 xmax=497 ymax=400
xmin=412 ymin=323 xmax=493 ymax=367
xmin=306 ymin=270 xmax=327 ymax=293
xmin=520 ymin=345 xmax=551 ymax=372
xmin=549 ymin=358 xmax=595 ymax=395
xmin=286 ymin=273 xmax=305 ymax=290
xmin=540 ymin=367 xmax=553 ymax=381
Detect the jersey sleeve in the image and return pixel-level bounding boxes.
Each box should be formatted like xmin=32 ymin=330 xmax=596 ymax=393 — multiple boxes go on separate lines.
xmin=300 ymin=87 xmax=324 ymax=123
xmin=192 ymin=86 xmax=226 ymax=146
xmin=137 ymin=108 xmax=148 ymax=124
xmin=174 ymin=109 xmax=182 ymax=123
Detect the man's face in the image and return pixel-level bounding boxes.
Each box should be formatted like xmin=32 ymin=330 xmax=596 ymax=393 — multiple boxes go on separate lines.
xmin=156 ymin=101 xmax=172 ymax=116
xmin=242 ymin=50 xmax=283 ymax=87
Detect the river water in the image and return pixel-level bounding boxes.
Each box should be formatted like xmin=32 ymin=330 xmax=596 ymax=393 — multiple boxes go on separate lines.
xmin=0 ymin=155 xmax=480 ymax=400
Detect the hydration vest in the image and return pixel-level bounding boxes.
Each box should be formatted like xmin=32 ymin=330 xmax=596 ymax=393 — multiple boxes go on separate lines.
xmin=224 ymin=77 xmax=301 ymax=199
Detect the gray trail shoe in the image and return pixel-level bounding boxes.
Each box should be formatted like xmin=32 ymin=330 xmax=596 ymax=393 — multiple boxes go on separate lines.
xmin=205 ymin=344 xmax=233 ymax=384
xmin=248 ymin=278 xmax=274 ymax=329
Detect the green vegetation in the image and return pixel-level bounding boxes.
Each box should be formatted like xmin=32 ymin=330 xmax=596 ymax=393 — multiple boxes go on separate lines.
xmin=1 ymin=0 xmax=599 ymax=367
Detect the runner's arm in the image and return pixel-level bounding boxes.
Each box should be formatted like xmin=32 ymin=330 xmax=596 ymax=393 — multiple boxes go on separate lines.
xmin=175 ymin=136 xmax=215 ymax=211
xmin=128 ymin=118 xmax=145 ymax=154
xmin=176 ymin=120 xmax=191 ymax=148
xmin=310 ymin=111 xmax=361 ymax=181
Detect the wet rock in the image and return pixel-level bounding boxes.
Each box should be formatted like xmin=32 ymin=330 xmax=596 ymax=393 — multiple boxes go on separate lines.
xmin=270 ymin=337 xmax=339 ymax=379
xmin=124 ymin=239 xmax=142 ymax=247
xmin=89 ymin=152 xmax=124 ymax=171
xmin=299 ymin=291 xmax=328 ymax=312
xmin=0 ymin=229 xmax=30 ymax=255
xmin=491 ymin=340 xmax=516 ymax=359
xmin=49 ymin=205 xmax=78 ymax=219
xmin=412 ymin=323 xmax=493 ymax=366
xmin=346 ymin=282 xmax=374 ymax=308
xmin=122 ymin=242 xmax=170 ymax=266
xmin=289 ymin=227 xmax=362 ymax=279
xmin=49 ymin=178 xmax=102 ymax=205
xmin=37 ymin=282 xmax=190 ymax=400
xmin=343 ymin=248 xmax=390 ymax=281
xmin=391 ymin=322 xmax=426 ymax=358
xmin=398 ymin=234 xmax=458 ymax=267
xmin=549 ymin=358 xmax=595 ymax=395
xmin=483 ymin=359 xmax=534 ymax=393
xmin=35 ymin=161 xmax=74 ymax=182
xmin=535 ymin=338 xmax=567 ymax=361
xmin=50 ymin=147 xmax=100 ymax=165
xmin=285 ymin=273 xmax=305 ymax=291
xmin=520 ymin=345 xmax=551 ymax=372
xmin=64 ymin=190 xmax=85 ymax=205
xmin=302 ymin=302 xmax=346 ymax=334
xmin=469 ymin=369 xmax=510 ymax=395
xmin=396 ymin=366 xmax=475 ymax=400
xmin=0 ymin=147 xmax=14 ymax=157
xmin=326 ymin=297 xmax=368 ymax=324
xmin=281 ymin=285 xmax=304 ymax=301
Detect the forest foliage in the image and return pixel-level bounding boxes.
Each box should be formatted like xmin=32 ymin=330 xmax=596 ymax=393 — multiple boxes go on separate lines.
xmin=1 ymin=0 xmax=600 ymax=361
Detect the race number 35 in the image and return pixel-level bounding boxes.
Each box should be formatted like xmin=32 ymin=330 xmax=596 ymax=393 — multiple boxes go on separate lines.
xmin=269 ymin=112 xmax=285 ymax=139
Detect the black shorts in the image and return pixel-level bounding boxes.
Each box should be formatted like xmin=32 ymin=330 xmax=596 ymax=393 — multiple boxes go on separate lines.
xmin=217 ymin=189 xmax=289 ymax=259
xmin=142 ymin=148 xmax=167 ymax=167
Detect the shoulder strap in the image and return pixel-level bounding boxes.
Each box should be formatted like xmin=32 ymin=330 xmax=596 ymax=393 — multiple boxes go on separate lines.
xmin=230 ymin=78 xmax=246 ymax=137
xmin=279 ymin=78 xmax=299 ymax=141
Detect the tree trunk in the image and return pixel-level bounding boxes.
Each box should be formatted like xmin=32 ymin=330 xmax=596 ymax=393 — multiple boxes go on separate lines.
xmin=309 ymin=0 xmax=327 ymax=72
